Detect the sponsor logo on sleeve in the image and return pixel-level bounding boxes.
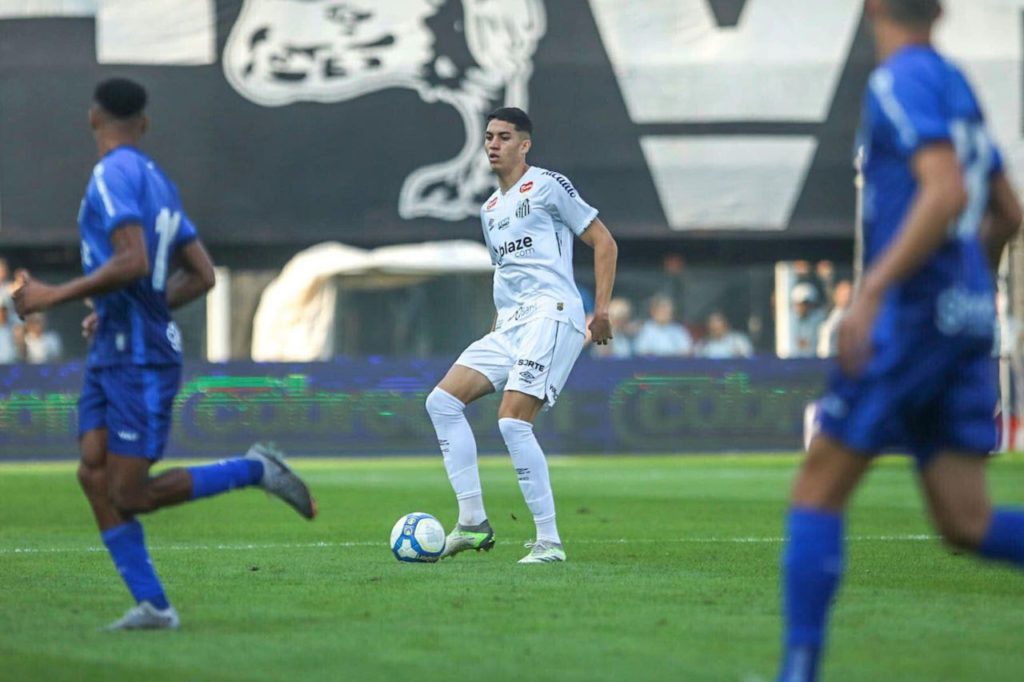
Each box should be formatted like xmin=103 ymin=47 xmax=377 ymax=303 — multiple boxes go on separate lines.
xmin=541 ymin=171 xmax=576 ymax=197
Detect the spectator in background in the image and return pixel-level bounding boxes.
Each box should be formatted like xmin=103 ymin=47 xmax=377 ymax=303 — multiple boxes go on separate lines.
xmin=0 ymin=304 xmax=17 ymax=364
xmin=0 ymin=257 xmax=14 ymax=318
xmin=817 ymin=279 xmax=853 ymax=358
xmin=634 ymin=294 xmax=692 ymax=357
xmin=790 ymin=282 xmax=826 ymax=357
xmin=591 ymin=296 xmax=636 ymax=358
xmin=19 ymin=312 xmax=62 ymax=363
xmin=698 ymin=311 xmax=753 ymax=358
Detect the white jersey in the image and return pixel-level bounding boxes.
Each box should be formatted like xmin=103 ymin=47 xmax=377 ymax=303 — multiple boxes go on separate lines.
xmin=480 ymin=166 xmax=598 ymax=335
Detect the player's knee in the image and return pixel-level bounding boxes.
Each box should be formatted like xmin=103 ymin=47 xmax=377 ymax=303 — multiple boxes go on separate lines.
xmin=498 ymin=416 xmax=532 ymax=443
xmin=426 ymin=387 xmax=464 ymax=419
xmin=77 ymin=462 xmax=106 ymax=497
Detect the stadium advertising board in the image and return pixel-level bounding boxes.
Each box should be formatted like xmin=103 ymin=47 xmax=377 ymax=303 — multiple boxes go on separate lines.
xmin=1 ymin=1 xmax=1021 ymax=245
xmin=0 ymin=358 xmax=826 ymax=459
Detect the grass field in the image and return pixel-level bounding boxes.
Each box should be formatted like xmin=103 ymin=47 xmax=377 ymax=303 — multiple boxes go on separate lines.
xmin=2 ymin=454 xmax=1023 ymax=681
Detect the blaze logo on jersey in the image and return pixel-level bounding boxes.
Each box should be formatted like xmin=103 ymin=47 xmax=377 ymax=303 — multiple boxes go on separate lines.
xmin=495 ymin=236 xmax=534 ymax=259
xmin=223 ymin=0 xmax=547 ymax=223
xmin=519 ymin=181 xmax=534 ymax=194
xmin=515 ymin=198 xmax=531 ymax=218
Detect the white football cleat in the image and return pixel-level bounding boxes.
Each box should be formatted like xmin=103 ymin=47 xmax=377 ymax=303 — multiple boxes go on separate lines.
xmin=104 ymin=601 xmax=180 ymax=631
xmin=518 ymin=539 xmax=566 ymax=564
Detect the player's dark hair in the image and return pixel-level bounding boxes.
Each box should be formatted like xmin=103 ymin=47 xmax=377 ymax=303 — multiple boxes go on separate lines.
xmin=93 ymin=78 xmax=148 ymax=120
xmin=882 ymin=0 xmax=941 ymax=27
xmin=487 ymin=107 xmax=533 ymax=135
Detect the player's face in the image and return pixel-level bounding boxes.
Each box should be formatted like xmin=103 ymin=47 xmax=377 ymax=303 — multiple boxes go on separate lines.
xmin=484 ymin=119 xmax=530 ymax=173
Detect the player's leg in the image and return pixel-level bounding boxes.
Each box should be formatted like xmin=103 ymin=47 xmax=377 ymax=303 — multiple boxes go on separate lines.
xmin=496 ymin=389 xmax=566 ymax=563
xmin=78 ymin=429 xmax=125 ymax=531
xmin=430 ymin=363 xmax=496 ymax=525
xmin=104 ymin=366 xmax=314 ymax=518
xmin=921 ymin=452 xmax=1024 ymax=565
xmin=499 ymin=319 xmax=583 ymax=564
xmin=917 ymin=350 xmax=1024 ymax=566
xmin=430 ymin=342 xmax=503 ymax=558
xmin=778 ymin=434 xmax=871 ymax=682
xmin=77 ymin=369 xmax=173 ymax=628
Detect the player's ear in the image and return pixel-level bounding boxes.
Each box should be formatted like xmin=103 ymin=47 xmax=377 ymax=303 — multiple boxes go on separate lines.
xmin=520 ymin=136 xmax=532 ymax=156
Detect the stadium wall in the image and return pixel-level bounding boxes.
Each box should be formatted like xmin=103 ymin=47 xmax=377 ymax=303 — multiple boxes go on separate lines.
xmin=0 ymin=358 xmax=826 ymax=459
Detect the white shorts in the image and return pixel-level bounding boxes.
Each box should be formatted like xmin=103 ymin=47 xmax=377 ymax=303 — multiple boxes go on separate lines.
xmin=455 ymin=317 xmax=585 ymax=407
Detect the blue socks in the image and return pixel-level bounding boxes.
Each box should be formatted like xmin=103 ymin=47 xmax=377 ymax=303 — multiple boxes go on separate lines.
xmin=778 ymin=507 xmax=845 ymax=682
xmin=979 ymin=508 xmax=1024 ymax=567
xmin=101 ymin=519 xmax=169 ymax=610
xmin=188 ymin=458 xmax=264 ymax=500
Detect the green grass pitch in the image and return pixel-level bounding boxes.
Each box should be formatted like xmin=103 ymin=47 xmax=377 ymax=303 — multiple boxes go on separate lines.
xmin=2 ymin=454 xmax=1023 ymax=681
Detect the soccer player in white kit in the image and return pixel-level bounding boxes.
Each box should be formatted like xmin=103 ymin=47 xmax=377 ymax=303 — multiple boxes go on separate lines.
xmin=425 ymin=107 xmax=619 ymax=564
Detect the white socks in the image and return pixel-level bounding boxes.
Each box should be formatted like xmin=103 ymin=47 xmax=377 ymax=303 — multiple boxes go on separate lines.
xmin=498 ymin=417 xmax=561 ymax=544
xmin=426 ymin=388 xmax=487 ymax=527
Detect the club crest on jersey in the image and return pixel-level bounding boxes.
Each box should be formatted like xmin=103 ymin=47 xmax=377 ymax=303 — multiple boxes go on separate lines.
xmin=515 ymin=198 xmax=531 ymax=219
xmin=519 ymin=181 xmax=534 ymax=194
xmin=485 ymin=196 xmax=499 ymax=211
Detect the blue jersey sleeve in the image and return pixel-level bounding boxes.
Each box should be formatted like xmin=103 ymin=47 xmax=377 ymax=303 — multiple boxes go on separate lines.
xmin=990 ymin=143 xmax=1005 ymax=177
xmin=92 ymin=158 xmax=143 ymax=234
xmin=176 ymin=214 xmax=199 ymax=249
xmin=868 ymin=66 xmax=950 ymax=158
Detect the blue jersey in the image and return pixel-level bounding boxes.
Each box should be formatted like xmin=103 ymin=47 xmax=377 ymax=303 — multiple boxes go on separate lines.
xmin=859 ymin=45 xmax=1003 ymax=345
xmin=817 ymin=46 xmax=1004 ymax=464
xmin=78 ymin=146 xmax=198 ymax=368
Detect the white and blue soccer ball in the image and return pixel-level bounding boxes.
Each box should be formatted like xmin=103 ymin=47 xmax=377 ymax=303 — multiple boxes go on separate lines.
xmin=390 ymin=512 xmax=446 ymax=563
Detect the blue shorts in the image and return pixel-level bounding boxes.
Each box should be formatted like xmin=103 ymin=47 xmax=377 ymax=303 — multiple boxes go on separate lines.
xmin=78 ymin=364 xmax=182 ymax=460
xmin=818 ymin=334 xmax=997 ymax=468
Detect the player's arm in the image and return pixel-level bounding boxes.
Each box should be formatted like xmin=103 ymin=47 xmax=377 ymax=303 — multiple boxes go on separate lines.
xmin=13 ymin=224 xmax=148 ymax=317
xmin=839 ymin=144 xmax=966 ymax=374
xmin=166 ymin=239 xmax=216 ymax=310
xmin=980 ymin=173 xmax=1023 ymax=270
xmin=579 ymin=218 xmax=618 ymax=345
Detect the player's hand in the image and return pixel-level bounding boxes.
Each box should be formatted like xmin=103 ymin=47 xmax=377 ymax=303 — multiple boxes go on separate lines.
xmin=837 ymin=290 xmax=881 ymax=377
xmin=12 ymin=272 xmax=56 ymax=318
xmin=589 ymin=312 xmax=613 ymax=345
xmin=82 ymin=311 xmax=99 ymax=341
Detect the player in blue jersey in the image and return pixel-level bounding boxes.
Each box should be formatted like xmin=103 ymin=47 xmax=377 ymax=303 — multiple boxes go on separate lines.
xmin=13 ymin=78 xmax=316 ymax=631
xmin=777 ymin=2 xmax=1024 ymax=680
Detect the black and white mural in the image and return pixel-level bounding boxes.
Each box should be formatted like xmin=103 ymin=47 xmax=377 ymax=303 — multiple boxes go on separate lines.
xmin=0 ymin=0 xmax=1021 ymax=246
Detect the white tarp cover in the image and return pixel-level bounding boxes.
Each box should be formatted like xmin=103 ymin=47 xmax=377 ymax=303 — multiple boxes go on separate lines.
xmin=251 ymin=240 xmax=493 ymax=361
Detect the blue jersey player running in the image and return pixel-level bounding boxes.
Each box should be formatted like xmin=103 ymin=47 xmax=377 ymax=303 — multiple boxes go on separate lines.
xmin=777 ymin=2 xmax=1024 ymax=680
xmin=13 ymin=79 xmax=316 ymax=631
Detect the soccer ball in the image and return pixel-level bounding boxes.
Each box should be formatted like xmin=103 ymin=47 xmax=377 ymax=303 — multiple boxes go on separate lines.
xmin=390 ymin=512 xmax=446 ymax=563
